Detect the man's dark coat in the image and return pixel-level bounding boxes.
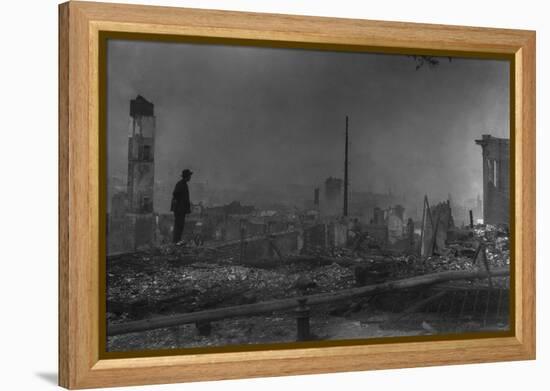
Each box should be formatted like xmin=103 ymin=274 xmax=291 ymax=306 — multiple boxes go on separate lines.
xmin=171 ymin=179 xmax=191 ymax=215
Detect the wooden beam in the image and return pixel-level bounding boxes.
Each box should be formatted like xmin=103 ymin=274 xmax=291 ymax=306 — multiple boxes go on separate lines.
xmin=108 ymin=266 xmax=509 ymax=336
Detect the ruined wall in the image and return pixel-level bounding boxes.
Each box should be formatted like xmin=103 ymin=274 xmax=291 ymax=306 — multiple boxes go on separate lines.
xmin=127 ymin=96 xmax=155 ymax=214
xmin=321 ymin=177 xmax=343 ymax=217
xmin=303 ymin=221 xmax=348 ymax=249
xmin=107 ymin=96 xmax=157 ymax=254
xmin=387 ymin=205 xmax=405 ymax=244
xmin=247 ymin=221 xmax=266 ymax=237
xmin=372 ymin=207 xmax=385 ymax=225
xmin=431 ymin=201 xmax=454 ymax=252
xmin=127 ymin=161 xmax=154 ymax=213
xmin=107 ymin=213 xmax=155 ymax=254
xmin=420 ymin=199 xmax=454 ymax=257
xmin=475 ymin=135 xmax=510 ymax=225
xmin=133 ymin=214 xmax=155 ymax=249
xmin=303 ymin=223 xmax=328 ymax=248
xmin=107 ymin=214 xmax=135 ymax=254
xmin=111 ymin=192 xmax=128 ymax=218
xmin=387 ymin=214 xmax=404 ymax=244
xmin=210 ymin=230 xmax=302 ymax=262
xmin=363 ymin=224 xmax=388 ymax=245
xmin=328 ymin=221 xmax=348 ymax=247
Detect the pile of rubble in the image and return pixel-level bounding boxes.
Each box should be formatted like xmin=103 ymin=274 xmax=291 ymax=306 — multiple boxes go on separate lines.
xmin=107 ymin=224 xmax=509 ymax=324
xmin=107 ymin=253 xmax=355 ymax=323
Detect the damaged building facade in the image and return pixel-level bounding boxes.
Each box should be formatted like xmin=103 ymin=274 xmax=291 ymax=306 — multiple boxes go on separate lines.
xmin=127 ymin=95 xmax=155 ymax=214
xmin=475 ymin=134 xmax=510 ymax=225
xmin=107 ymin=95 xmax=157 ymax=254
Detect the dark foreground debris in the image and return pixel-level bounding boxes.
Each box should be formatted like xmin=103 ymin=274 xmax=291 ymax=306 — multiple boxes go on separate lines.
xmin=107 ymin=224 xmax=510 ymax=351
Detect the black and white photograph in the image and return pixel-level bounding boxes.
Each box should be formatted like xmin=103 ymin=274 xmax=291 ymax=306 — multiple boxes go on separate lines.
xmin=105 ymin=39 xmax=511 ymax=353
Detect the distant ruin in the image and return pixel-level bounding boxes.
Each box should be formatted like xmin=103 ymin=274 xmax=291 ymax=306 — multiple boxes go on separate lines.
xmin=476 ymin=135 xmax=510 ymax=225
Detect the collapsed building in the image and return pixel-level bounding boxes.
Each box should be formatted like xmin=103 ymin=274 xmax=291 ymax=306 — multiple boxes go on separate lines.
xmin=475 ymin=134 xmax=510 ymax=225
xmin=106 ymin=117 xmax=511 ymax=349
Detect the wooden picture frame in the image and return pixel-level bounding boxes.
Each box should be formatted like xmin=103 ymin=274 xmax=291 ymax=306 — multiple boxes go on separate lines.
xmin=59 ymin=1 xmax=536 ymax=389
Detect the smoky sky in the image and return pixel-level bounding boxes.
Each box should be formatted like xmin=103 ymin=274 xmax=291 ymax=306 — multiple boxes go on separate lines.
xmin=107 ymin=39 xmax=509 ymax=207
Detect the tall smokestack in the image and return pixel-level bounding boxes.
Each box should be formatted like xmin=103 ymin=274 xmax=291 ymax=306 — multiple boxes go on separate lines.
xmin=343 ymin=116 xmax=349 ymax=217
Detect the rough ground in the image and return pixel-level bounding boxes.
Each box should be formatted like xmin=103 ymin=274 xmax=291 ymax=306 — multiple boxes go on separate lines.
xmin=107 ymin=225 xmax=510 ymax=352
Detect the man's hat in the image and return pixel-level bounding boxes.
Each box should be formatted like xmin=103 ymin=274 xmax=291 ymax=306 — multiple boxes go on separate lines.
xmin=181 ymin=169 xmax=193 ymax=177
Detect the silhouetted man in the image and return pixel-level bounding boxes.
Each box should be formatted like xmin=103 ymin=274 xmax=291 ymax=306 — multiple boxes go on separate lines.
xmin=171 ymin=169 xmax=193 ymax=244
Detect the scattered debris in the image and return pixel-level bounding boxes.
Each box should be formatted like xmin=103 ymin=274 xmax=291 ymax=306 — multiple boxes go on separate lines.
xmin=107 ymin=222 xmax=510 ymax=351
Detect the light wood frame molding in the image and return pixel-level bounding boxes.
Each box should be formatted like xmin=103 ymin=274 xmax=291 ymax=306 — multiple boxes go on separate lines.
xmin=58 ymin=1 xmax=536 ymax=389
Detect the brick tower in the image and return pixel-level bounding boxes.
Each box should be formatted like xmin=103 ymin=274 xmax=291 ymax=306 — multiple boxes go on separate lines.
xmin=127 ymin=95 xmax=155 ymax=214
